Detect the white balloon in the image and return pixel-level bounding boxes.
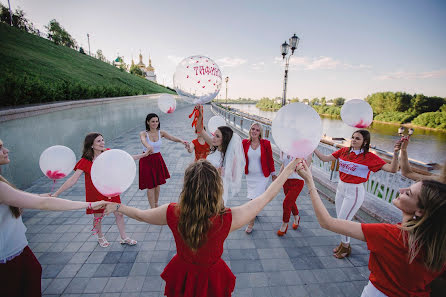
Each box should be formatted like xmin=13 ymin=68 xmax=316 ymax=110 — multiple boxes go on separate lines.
xmin=272 ymin=103 xmax=322 ymax=158
xmin=39 ymin=145 xmax=76 ymax=180
xmin=157 ymin=94 xmax=177 ymax=114
xmin=91 ymin=149 xmax=136 ymax=197
xmin=173 ymin=55 xmax=222 ymax=104
xmin=341 ymin=99 xmax=373 ymax=128
xmin=207 ymin=116 xmax=226 ymax=134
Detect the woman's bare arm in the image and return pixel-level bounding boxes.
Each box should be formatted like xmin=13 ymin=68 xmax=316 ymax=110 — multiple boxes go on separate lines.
xmin=104 ymin=202 xmax=168 ymax=225
xmin=314 ymin=149 xmax=336 ymax=162
xmin=52 ymin=170 xmax=83 ymax=197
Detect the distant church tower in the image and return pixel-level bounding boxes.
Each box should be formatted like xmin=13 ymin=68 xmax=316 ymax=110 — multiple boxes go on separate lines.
xmin=135 ymin=52 xmax=157 ymax=82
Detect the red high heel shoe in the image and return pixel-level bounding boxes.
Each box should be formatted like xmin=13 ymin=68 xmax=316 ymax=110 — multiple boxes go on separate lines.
xmin=292 ymin=215 xmax=300 ymax=230
xmin=277 ymin=225 xmax=288 ymax=236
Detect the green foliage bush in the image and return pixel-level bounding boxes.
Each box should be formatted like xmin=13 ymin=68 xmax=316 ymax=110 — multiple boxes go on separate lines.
xmin=374 ymin=111 xmax=415 ymax=123
xmin=312 ymin=105 xmax=341 ymax=117
xmin=255 ymin=97 xmax=281 ymax=111
xmin=412 ymin=112 xmax=446 ymax=130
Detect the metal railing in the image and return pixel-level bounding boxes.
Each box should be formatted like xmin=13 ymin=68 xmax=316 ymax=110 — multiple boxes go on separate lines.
xmin=211 ymin=103 xmax=413 ymax=204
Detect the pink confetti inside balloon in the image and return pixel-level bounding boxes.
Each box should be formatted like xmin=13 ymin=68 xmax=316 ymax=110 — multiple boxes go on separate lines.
xmin=341 ymin=99 xmax=373 ymax=128
xmin=173 ymin=55 xmax=222 ymax=104
xmin=272 ymin=103 xmax=322 ymax=158
xmin=91 ymin=149 xmax=136 ymax=197
xmin=157 ymin=94 xmax=177 ymax=114
xmin=39 ymin=145 xmax=76 ymax=180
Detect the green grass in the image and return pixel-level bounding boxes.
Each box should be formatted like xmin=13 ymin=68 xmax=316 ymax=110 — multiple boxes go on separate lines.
xmin=0 ymin=23 xmax=175 ymax=106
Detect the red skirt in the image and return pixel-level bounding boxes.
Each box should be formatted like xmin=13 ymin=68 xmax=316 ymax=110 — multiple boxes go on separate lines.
xmin=139 ymin=152 xmax=170 ymax=190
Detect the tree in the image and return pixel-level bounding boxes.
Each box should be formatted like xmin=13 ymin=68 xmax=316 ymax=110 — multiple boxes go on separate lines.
xmin=410 ymin=94 xmax=445 ymax=115
xmin=130 ymin=64 xmax=144 ymax=77
xmin=96 ymin=49 xmax=106 ymax=62
xmin=79 ymin=47 xmax=86 ymax=54
xmin=46 ymin=19 xmax=77 ymax=49
xmin=332 ymin=97 xmax=345 ymax=106
xmin=0 ymin=4 xmax=37 ymax=33
xmin=310 ymin=98 xmax=320 ymax=105
xmin=320 ymin=97 xmax=326 ymax=106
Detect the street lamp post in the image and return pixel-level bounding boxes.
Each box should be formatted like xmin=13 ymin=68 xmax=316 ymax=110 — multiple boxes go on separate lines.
xmin=225 ymin=76 xmax=229 ymax=105
xmin=87 ymin=33 xmax=91 ymax=56
xmin=7 ymin=0 xmax=13 ymax=26
xmin=280 ymin=33 xmax=300 ymax=106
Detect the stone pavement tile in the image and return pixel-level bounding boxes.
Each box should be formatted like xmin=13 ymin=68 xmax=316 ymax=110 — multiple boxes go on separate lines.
xmin=339 ymin=281 xmax=362 ymax=296
xmin=257 ymin=247 xmax=288 ymax=259
xmin=135 ymin=251 xmax=153 ymax=263
xmin=146 ymin=262 xmax=166 ymax=276
xmin=230 ymin=259 xmax=264 ymax=273
xmin=93 ymin=264 xmax=117 ymax=277
xmin=42 ymin=264 xmax=65 ymax=278
xmin=79 ymin=241 xmax=99 ymax=252
xmin=319 ymin=255 xmax=355 ymax=268
xmin=68 ymin=252 xmax=91 ymax=264
xmin=86 ymin=251 xmax=108 ymax=264
xmin=348 ymin=253 xmax=370 ymax=267
xmin=307 ymin=283 xmax=344 ymax=297
xmin=226 ymin=239 xmax=256 ymax=249
xmin=99 ymin=293 xmax=120 ymax=297
xmin=341 ymin=266 xmax=368 ymax=281
xmin=57 ymin=264 xmax=83 ymax=278
xmin=150 ymin=250 xmax=171 ymax=262
xmin=112 ymin=263 xmax=133 ymax=277
xmin=41 ymin=278 xmax=53 ymax=292
xmin=129 ymin=262 xmax=150 ymax=276
xmin=64 ymin=277 xmax=90 ymax=294
xmin=269 ymin=286 xmax=292 ymax=297
xmin=44 ymin=277 xmax=73 ymax=295
xmin=234 ymin=273 xmax=250 ymax=288
xmin=232 ymin=287 xmax=253 ymax=297
xmin=141 ymin=275 xmax=163 ymax=292
xmin=248 ymin=271 xmax=269 ymax=287
xmin=103 ymin=277 xmax=127 ymax=292
xmin=39 ymin=252 xmax=75 ymax=265
xmin=287 ymin=285 xmax=309 ymax=297
xmin=76 ymin=263 xmax=100 ymax=277
xmin=227 ymin=248 xmax=259 ymax=260
xmin=84 ymin=277 xmax=109 ymax=294
xmin=285 ymin=245 xmax=317 ymax=258
xmin=253 ymin=238 xmax=284 ymax=248
xmin=296 ymin=270 xmax=318 ymax=284
xmin=49 ymin=241 xmax=70 ymax=252
xmin=312 ymin=268 xmax=350 ymax=283
xmin=290 ymin=256 xmax=325 ymax=270
xmin=122 ymin=276 xmax=146 ymax=292
xmin=31 ymin=242 xmax=53 ymax=253
xmin=355 ymin=265 xmax=371 ymax=279
xmin=119 ymin=251 xmax=138 ymax=263
xmin=252 ymin=286 xmax=273 ymax=297
xmin=260 ymin=258 xmax=294 ymax=271
xmin=102 ymin=251 xmax=123 ymax=264
xmin=154 ymin=240 xmax=171 ymax=250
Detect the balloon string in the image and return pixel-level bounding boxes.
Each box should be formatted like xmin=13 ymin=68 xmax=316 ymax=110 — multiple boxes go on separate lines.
xmin=91 ymin=215 xmax=104 ymax=236
xmin=50 ymin=179 xmax=56 ymax=194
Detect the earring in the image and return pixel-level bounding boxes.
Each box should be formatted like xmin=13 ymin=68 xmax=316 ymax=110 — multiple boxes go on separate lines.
xmin=413 ymin=215 xmax=417 ymax=220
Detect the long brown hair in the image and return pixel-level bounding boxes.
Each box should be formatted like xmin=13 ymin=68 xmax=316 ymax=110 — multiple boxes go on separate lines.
xmin=177 ymin=160 xmax=225 ymax=250
xmin=400 ymin=180 xmax=446 ymax=271
xmin=209 ymin=126 xmax=233 ymax=167
xmin=0 ymin=175 xmax=21 ymax=218
xmin=81 ymin=132 xmax=103 ymax=161
xmin=344 ymin=129 xmax=370 ymax=159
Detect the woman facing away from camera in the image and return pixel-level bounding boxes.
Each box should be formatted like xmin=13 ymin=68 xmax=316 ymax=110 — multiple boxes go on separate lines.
xmin=295 ymin=159 xmax=446 ymax=297
xmin=139 ymin=113 xmax=188 ymax=208
xmin=0 ymin=138 xmax=106 ymax=297
xmin=313 ymin=129 xmax=399 ymax=258
xmin=102 ymin=158 xmax=299 ymax=297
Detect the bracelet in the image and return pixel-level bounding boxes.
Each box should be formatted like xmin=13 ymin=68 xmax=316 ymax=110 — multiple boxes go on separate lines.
xmin=116 ymin=204 xmax=121 ymax=211
xmin=87 ymin=202 xmax=92 ymax=210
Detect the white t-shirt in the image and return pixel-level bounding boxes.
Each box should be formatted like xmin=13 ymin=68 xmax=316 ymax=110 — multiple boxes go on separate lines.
xmin=247 ymin=146 xmax=263 ymax=176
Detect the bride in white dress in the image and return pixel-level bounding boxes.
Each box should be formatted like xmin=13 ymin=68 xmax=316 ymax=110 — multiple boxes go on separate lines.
xmin=195 ymin=105 xmax=245 ymax=205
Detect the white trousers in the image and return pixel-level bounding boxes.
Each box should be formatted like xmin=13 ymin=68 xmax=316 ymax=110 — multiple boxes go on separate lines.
xmin=335 ymin=180 xmax=365 ymax=244
xmin=361 ymin=281 xmax=388 ymax=297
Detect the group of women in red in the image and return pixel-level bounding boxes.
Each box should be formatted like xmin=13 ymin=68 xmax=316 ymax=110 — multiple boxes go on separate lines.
xmin=1 ymin=104 xmax=445 ymax=297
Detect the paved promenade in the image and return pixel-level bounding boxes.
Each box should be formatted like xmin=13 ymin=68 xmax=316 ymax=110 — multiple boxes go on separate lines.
xmin=23 ymin=104 xmax=370 ymax=297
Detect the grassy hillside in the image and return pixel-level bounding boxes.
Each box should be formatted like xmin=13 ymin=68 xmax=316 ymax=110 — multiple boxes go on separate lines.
xmin=0 ymin=23 xmax=175 ymax=107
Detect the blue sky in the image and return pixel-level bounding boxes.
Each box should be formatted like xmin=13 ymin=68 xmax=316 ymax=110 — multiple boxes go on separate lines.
xmin=7 ymin=0 xmax=446 ymax=100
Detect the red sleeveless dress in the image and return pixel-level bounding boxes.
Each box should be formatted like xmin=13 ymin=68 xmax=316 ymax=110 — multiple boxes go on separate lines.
xmin=161 ymin=203 xmax=236 ymax=297
xmin=192 ymin=139 xmax=210 ymax=161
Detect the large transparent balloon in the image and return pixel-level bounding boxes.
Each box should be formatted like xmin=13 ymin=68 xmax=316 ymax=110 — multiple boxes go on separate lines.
xmin=207 ymin=116 xmax=226 ymax=134
xmin=39 ymin=145 xmax=76 ymax=180
xmin=91 ymin=149 xmax=136 ymax=197
xmin=158 ymin=93 xmax=176 ymax=114
xmin=341 ymin=99 xmax=373 ymax=128
xmin=272 ymin=103 xmax=322 ymax=158
xmin=173 ymin=55 xmax=222 ymax=104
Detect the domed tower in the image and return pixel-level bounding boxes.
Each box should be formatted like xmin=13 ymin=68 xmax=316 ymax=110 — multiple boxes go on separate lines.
xmin=146 ymin=56 xmax=157 ymax=82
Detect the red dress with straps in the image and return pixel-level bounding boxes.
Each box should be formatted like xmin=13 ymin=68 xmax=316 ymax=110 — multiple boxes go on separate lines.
xmin=74 ymin=156 xmax=121 ymax=214
xmin=161 ymin=203 xmax=236 ymax=297
xmin=192 ymin=139 xmax=210 ymax=161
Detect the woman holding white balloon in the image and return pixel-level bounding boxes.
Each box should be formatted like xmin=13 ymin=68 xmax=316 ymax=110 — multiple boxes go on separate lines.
xmin=196 ymin=105 xmax=245 ymax=204
xmin=242 ymin=122 xmax=276 ymax=233
xmin=139 ymin=113 xmax=189 ymax=209
xmin=51 ymin=132 xmax=148 ymax=248
xmin=313 ymin=129 xmax=400 ymax=258
xmin=0 ymin=138 xmax=107 ymax=296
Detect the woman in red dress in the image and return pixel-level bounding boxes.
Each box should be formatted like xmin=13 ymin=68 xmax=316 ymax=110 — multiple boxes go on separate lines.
xmin=52 ymin=132 xmax=148 ymax=248
xmin=103 ymin=158 xmax=299 ymax=297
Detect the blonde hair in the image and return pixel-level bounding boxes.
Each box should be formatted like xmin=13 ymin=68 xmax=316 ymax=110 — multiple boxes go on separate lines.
xmin=400 ymin=180 xmax=446 ymax=271
xmin=248 ymin=122 xmax=263 ymax=142
xmin=177 ymin=160 xmax=225 ymax=250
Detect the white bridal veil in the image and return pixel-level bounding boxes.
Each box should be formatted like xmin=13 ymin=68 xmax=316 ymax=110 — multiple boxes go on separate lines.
xmin=222 ymin=132 xmax=245 ymax=204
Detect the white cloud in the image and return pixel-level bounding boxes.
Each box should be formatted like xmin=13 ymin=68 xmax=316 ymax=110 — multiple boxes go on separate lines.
xmin=216 ymin=57 xmax=247 ymax=68
xmin=251 ymin=61 xmax=265 ymax=70
xmin=376 ymin=69 xmax=446 ymax=80
xmin=167 ymin=55 xmax=185 ymax=65
xmin=274 ymin=56 xmax=372 ymax=70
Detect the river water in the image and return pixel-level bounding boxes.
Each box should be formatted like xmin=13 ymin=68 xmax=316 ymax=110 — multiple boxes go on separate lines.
xmin=225 ymin=104 xmax=446 ymax=166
